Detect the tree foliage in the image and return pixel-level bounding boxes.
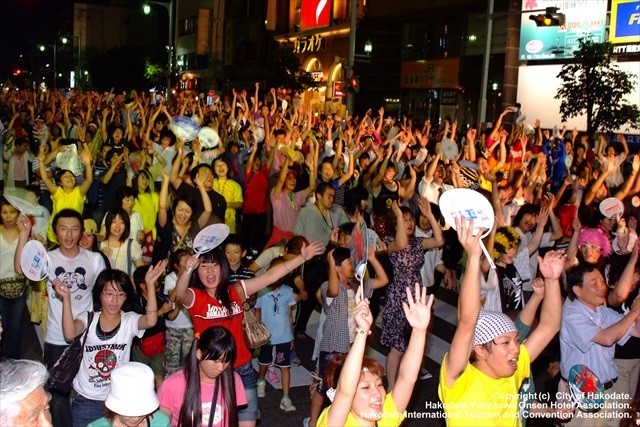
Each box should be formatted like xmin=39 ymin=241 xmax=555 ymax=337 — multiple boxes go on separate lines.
xmin=267 ymin=41 xmax=317 ymax=94
xmin=555 ymin=39 xmax=639 ymax=135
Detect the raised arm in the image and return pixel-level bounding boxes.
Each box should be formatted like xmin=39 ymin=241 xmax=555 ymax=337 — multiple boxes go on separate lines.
xmin=272 ymin=156 xmax=291 ymax=196
xmin=194 ymin=171 xmax=213 ymax=229
xmin=55 ymin=279 xmax=86 ymax=341
xmin=78 ymin=143 xmax=94 ymax=196
xmin=157 ymin=172 xmax=170 ymax=228
xmin=326 ymin=249 xmax=340 ymax=297
xmin=523 ymin=250 xmax=564 ymax=361
xmin=608 ymin=245 xmax=639 ymax=307
xmin=392 ymin=284 xmax=434 ymax=412
xmin=371 ymin=146 xmax=392 ymax=188
xmin=386 ymin=201 xmax=408 ymax=253
xmin=137 ymin=260 xmax=167 ymax=330
xmin=417 ymin=198 xmax=445 ymax=250
xmin=37 ymin=152 xmax=58 ymax=195
xmin=14 ymin=214 xmax=32 ymax=275
xmin=244 ymin=241 xmax=325 ymax=296
xmin=444 ymin=217 xmax=484 ymax=388
xmin=368 ymin=248 xmax=389 ymax=290
xmin=324 ymin=288 xmax=372 ymax=427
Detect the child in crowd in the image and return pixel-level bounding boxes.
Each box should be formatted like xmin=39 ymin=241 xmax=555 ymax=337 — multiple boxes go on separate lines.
xmin=163 ymin=249 xmax=194 ymax=376
xmin=255 ymin=258 xmax=298 ymax=411
xmin=224 ymin=234 xmax=255 ymax=282
xmin=130 ymin=265 xmax=176 ymax=389
xmin=306 ymin=246 xmax=388 ymax=427
xmin=158 ymin=326 xmax=247 ymax=427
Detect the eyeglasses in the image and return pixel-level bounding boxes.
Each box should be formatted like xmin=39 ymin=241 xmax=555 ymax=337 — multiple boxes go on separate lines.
xmin=102 ymin=292 xmax=126 ymax=301
xmin=580 ymin=243 xmax=602 ymax=252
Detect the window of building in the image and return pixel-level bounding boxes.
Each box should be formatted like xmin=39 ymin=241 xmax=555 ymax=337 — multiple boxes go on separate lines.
xmin=179 ymin=16 xmax=197 ymax=36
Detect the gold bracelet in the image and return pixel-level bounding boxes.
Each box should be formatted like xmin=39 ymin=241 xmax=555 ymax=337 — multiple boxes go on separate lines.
xmin=355 ymin=328 xmax=371 ymax=336
xmin=146 ymin=309 xmax=158 ymax=313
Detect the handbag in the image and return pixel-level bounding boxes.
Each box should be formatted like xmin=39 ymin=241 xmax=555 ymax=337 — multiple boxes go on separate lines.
xmin=0 ymin=276 xmax=28 ymax=299
xmin=46 ymin=312 xmax=95 ymax=394
xmin=140 ymin=331 xmax=166 ymax=357
xmin=233 ymin=283 xmax=270 ymax=349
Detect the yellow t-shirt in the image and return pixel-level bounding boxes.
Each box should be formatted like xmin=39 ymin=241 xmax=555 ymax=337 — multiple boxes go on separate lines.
xmin=438 ymin=345 xmax=530 ymax=427
xmin=316 ymin=392 xmax=405 ymax=427
xmin=213 ymin=178 xmax=243 ymax=233
xmin=47 ymin=187 xmax=86 ymax=242
xmin=134 ymin=192 xmax=159 ymax=238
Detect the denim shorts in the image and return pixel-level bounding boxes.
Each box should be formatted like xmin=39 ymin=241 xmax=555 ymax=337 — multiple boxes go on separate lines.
xmin=235 ymin=361 xmax=260 ymax=422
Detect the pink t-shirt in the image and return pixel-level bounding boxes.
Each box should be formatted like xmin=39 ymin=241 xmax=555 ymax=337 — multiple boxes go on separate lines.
xmin=158 ymin=370 xmax=247 ymax=427
xmin=270 ymin=189 xmax=306 ymax=232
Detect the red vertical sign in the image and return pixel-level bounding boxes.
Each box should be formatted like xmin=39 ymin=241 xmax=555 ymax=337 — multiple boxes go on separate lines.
xmin=300 ymin=0 xmax=331 ymax=29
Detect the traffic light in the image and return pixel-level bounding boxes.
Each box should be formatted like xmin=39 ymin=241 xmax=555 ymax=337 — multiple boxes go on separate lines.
xmin=349 ymin=76 xmax=360 ymax=94
xmin=529 ymin=7 xmax=565 ymax=27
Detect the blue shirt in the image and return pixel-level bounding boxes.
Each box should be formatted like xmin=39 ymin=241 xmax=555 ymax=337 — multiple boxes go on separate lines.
xmin=255 ymin=285 xmax=296 ymax=345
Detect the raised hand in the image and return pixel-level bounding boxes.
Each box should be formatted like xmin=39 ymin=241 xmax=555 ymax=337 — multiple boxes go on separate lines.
xmin=300 ymin=241 xmax=325 ymax=261
xmin=402 ymin=283 xmax=434 ymax=332
xmin=417 ymin=197 xmax=431 ymax=217
xmin=537 ymin=206 xmax=550 ymax=227
xmin=353 ymin=293 xmax=373 ymax=333
xmin=537 ymin=250 xmax=566 ymax=280
xmin=17 ymin=214 xmax=32 ymax=235
xmin=54 ymin=279 xmax=70 ymax=302
xmin=455 ymin=216 xmax=484 ymax=258
xmin=532 ymin=277 xmax=545 ymax=297
xmin=184 ymin=255 xmax=201 ymax=275
xmin=145 ymin=259 xmax=168 ymax=285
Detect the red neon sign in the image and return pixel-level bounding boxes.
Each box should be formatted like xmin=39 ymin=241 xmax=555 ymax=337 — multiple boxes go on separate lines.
xmin=300 ymin=0 xmax=331 ymax=30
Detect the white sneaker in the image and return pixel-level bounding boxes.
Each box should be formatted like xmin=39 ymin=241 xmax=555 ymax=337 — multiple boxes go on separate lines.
xmin=280 ymin=396 xmax=296 ymax=412
xmin=419 ymin=367 xmax=433 ymax=380
xmin=257 ymin=379 xmax=266 ymax=398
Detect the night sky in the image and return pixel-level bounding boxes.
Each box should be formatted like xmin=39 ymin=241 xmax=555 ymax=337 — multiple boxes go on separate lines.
xmin=0 ymin=0 xmax=99 ymax=84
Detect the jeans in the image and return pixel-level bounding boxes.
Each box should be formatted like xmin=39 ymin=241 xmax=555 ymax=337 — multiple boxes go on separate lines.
xmin=0 ymin=292 xmax=27 ymax=359
xmin=44 ymin=342 xmax=72 ymax=427
xmin=235 ymin=361 xmax=260 ymax=422
xmin=72 ymin=392 xmax=104 ymax=427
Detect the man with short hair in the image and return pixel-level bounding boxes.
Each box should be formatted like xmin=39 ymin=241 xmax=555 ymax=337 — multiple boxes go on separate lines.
xmin=14 ymin=208 xmax=106 ymax=427
xmin=0 ymin=359 xmax=52 ymax=427
xmin=560 ymin=264 xmax=640 ymax=426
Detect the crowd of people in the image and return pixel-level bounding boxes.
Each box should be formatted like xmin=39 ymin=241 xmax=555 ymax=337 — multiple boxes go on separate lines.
xmin=0 ymin=85 xmax=639 ymax=427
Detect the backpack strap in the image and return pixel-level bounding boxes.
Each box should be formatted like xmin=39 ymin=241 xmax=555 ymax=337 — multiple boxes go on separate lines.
xmin=127 ymin=239 xmax=132 ymax=276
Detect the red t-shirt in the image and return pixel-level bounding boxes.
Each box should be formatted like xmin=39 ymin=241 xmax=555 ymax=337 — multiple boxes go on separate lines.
xmin=242 ymin=164 xmax=269 ymax=214
xmin=187 ymin=285 xmax=252 ymax=367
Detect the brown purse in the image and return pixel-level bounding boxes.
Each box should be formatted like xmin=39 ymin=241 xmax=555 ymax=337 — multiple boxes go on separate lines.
xmin=233 ymin=283 xmax=271 ymax=349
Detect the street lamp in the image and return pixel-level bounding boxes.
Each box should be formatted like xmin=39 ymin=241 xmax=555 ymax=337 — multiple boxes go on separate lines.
xmin=364 ymin=39 xmax=373 ymax=54
xmin=39 ymin=43 xmax=57 ymax=89
xmin=61 ymin=34 xmax=83 ymax=87
xmin=143 ymin=0 xmax=174 ymax=97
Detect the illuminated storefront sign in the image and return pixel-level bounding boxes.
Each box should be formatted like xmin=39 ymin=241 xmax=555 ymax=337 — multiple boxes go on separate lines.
xmin=293 ymin=34 xmax=324 ymax=53
xmin=400 ymin=59 xmax=460 ymax=89
xmin=333 ymin=81 xmax=345 ymax=98
xmin=610 ymin=0 xmax=640 ymax=44
xmin=300 ymin=0 xmax=331 ymax=30
xmin=519 ymin=0 xmax=607 ymax=60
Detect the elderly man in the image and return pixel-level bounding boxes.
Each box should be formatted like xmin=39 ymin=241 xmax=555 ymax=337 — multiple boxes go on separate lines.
xmin=0 ymin=359 xmax=52 ymax=426
xmin=560 ymin=264 xmax=640 ymax=426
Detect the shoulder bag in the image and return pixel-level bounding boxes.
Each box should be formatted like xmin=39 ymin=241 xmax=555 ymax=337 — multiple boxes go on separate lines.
xmin=232 ymin=283 xmax=270 ymax=349
xmin=46 ymin=311 xmax=95 ymax=394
